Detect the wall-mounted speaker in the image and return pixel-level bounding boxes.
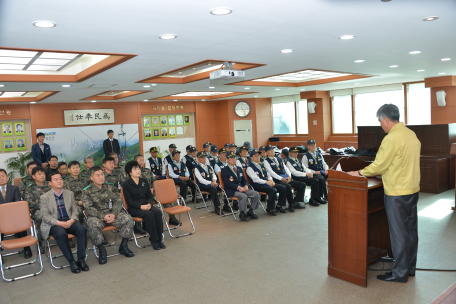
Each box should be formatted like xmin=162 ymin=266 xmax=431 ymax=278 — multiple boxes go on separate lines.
xmin=308 ymin=101 xmax=317 ymax=113
xmin=436 ymin=90 xmax=446 ymax=107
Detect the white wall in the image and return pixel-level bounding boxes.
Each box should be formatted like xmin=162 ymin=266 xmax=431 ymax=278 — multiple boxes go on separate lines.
xmin=0 ymin=151 xmax=26 ymax=178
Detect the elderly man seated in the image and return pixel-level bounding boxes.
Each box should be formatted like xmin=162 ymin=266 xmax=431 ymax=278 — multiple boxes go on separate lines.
xmin=301 ymin=139 xmax=328 ymax=200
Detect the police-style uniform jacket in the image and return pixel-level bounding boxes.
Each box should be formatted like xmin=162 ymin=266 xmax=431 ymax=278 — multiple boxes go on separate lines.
xmin=215 ymin=159 xmax=227 ymax=174
xmin=304 ymin=151 xmax=325 ymax=172
xmin=264 ymin=156 xmax=287 ymax=176
xmin=221 ymin=165 xmax=247 ymax=198
xmin=148 ymin=156 xmax=163 ymax=176
xmin=194 ymin=163 xmax=216 ymax=188
xmin=286 ymin=157 xmax=309 ymax=178
xmin=236 ymin=157 xmax=249 ymax=169
xmin=184 ymin=155 xmax=198 ymax=179
xmin=168 ymin=160 xmax=189 ymax=181
xmin=208 ymin=154 xmax=217 ymax=168
xmin=246 ymin=162 xmax=270 ymax=186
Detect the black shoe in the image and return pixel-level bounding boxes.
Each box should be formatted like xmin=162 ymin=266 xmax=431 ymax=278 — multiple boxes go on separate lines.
xmin=169 ymin=217 xmax=182 ymax=226
xmin=97 ymin=245 xmax=107 ymax=264
xmin=294 ymin=203 xmax=306 ymax=209
xmin=134 ymin=222 xmax=147 ymax=235
xmin=247 ymin=209 xmax=259 ymax=219
xmin=23 ymin=246 xmax=32 ymax=259
xmin=409 ymin=272 xmax=415 ymax=277
xmin=68 ymin=239 xmax=76 ymax=248
xmin=158 ymin=241 xmax=166 ymax=249
xmin=266 ymin=209 xmax=277 ymax=216
xmin=288 ymin=206 xmax=295 ymax=212
xmin=102 ymin=235 xmax=109 ymax=246
xmin=69 ymin=260 xmax=81 ymax=274
xmin=39 ymin=242 xmax=45 ymax=254
xmin=276 ymin=206 xmax=287 ymax=213
xmin=239 ymin=212 xmax=250 ymax=221
xmin=309 ymin=199 xmax=320 ymax=207
xmin=214 ymin=207 xmax=221 ymax=215
xmin=376 ymin=272 xmax=407 ymax=283
xmin=76 ymin=260 xmax=90 ymax=271
xmin=119 ymin=238 xmax=135 ymax=257
xmin=151 ymin=242 xmax=160 ymax=250
xmin=232 ymin=202 xmax=239 ymax=211
xmin=222 ymin=205 xmax=231 ymax=213
xmin=316 ymin=198 xmax=327 ymax=204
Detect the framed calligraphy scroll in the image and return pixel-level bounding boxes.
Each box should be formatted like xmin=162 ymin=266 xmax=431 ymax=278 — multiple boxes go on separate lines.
xmin=64 ymin=109 xmax=115 ymax=126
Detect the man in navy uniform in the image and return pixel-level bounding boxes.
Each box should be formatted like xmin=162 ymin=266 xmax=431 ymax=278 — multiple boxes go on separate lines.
xmin=167 ymin=150 xmax=196 ymax=204
xmin=246 ymin=149 xmax=287 ymax=216
xmin=221 ymin=151 xmax=260 ymax=221
xmin=302 ymin=139 xmax=328 ymax=200
xmin=208 ymin=145 xmax=218 ymax=167
xmin=184 ymin=147 xmax=198 ymax=180
xmin=236 ymin=146 xmax=250 ymax=169
xmin=182 ymin=145 xmax=194 ymax=164
xmin=259 ymin=146 xmax=266 ymax=162
xmin=214 ymin=147 xmax=228 ymax=174
xmin=287 ymin=146 xmax=326 ymax=206
xmin=263 ymin=145 xmax=306 ymax=212
xmin=194 ymin=151 xmax=222 ymax=214
xmin=163 ymin=144 xmax=177 ymax=170
xmin=145 ymin=147 xmax=165 ymax=180
xmin=202 ymin=142 xmax=212 ymax=157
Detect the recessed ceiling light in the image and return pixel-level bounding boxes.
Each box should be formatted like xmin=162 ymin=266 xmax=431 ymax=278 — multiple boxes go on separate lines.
xmin=30 ymin=102 xmax=36 ymax=104
xmin=409 ymin=51 xmax=421 ymax=54
xmin=339 ymin=35 xmax=355 ymax=40
xmin=173 ymin=99 xmax=177 ymax=101
xmin=244 ymin=87 xmax=250 ymax=89
xmin=417 ymin=69 xmax=425 ymax=72
xmin=280 ymin=49 xmax=293 ymax=53
xmin=354 ymin=60 xmax=365 ymax=63
xmin=91 ymin=100 xmax=97 ymax=102
xmin=381 ymin=0 xmax=391 ymax=2
xmin=439 ymin=72 xmax=446 ymax=75
xmin=159 ymin=34 xmax=177 ymax=40
xmin=300 ymin=89 xmax=306 ymax=91
xmin=275 ymin=88 xmax=280 ymax=90
xmin=0 ymin=85 xmax=4 ymax=87
xmin=62 ymin=85 xmax=71 ymax=88
xmin=143 ymin=100 xmax=148 ymax=102
xmin=254 ymin=95 xmax=258 ymax=97
xmin=423 ymin=16 xmax=438 ymax=21
xmin=389 ymin=65 xmax=398 ymax=68
xmin=441 ymin=58 xmax=451 ymax=61
xmin=210 ymin=7 xmax=232 ymax=15
xmin=143 ymin=85 xmax=150 ymax=88
xmin=354 ymin=83 xmax=360 ymax=85
xmin=202 ymin=99 xmax=206 ymax=101
xmin=33 ymin=21 xmax=56 ymax=28
xmin=209 ymin=86 xmax=215 ymax=89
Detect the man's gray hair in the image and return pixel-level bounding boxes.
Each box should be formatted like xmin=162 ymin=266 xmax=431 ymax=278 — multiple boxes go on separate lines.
xmin=83 ymin=156 xmax=93 ymax=163
xmin=376 ymin=104 xmax=400 ymax=122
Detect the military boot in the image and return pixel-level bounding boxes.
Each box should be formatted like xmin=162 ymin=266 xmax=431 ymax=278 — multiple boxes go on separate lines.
xmin=119 ymin=238 xmax=134 ymax=257
xmin=97 ymin=244 xmax=107 ymax=264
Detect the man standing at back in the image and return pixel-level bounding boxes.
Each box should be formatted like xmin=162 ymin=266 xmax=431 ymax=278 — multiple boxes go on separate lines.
xmin=348 ymin=104 xmax=421 ymax=283
xmin=103 ymin=129 xmax=120 ymax=158
xmin=31 ymin=132 xmax=52 ymax=168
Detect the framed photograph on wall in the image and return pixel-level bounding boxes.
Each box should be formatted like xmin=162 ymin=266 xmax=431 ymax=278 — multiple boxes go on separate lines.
xmin=16 ymin=137 xmax=26 ymax=150
xmin=2 ymin=123 xmax=12 ymax=136
xmin=3 ymin=138 xmax=14 ymax=151
xmin=168 ymin=115 xmax=175 ymax=126
xmin=0 ymin=139 xmax=2 ymax=152
xmin=14 ymin=122 xmax=25 ymax=135
xmin=153 ymin=128 xmax=160 ymax=139
xmin=169 ymin=127 xmax=176 ymax=138
xmin=160 ymin=116 xmax=167 ymax=126
xmin=176 ymin=115 xmax=183 ymax=125
xmin=143 ymin=117 xmax=151 ymax=128
xmin=152 ymin=116 xmax=159 ymax=127
xmin=144 ymin=128 xmax=151 ymax=139
xmin=161 ymin=127 xmax=168 ymax=138
xmin=184 ymin=115 xmax=190 ymax=125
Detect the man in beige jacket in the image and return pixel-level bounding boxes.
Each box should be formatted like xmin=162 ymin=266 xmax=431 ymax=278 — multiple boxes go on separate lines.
xmin=40 ymin=172 xmax=89 ymax=274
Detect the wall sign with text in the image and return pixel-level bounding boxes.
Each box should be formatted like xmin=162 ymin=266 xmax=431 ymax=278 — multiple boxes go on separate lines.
xmin=64 ymin=109 xmax=115 ymax=126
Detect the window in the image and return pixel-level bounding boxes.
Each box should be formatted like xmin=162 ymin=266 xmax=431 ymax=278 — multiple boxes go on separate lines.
xmin=332 ymin=95 xmax=353 ymax=133
xmin=273 ymin=102 xmax=296 ymax=134
xmin=297 ymin=100 xmax=308 ymax=134
xmin=354 ymin=89 xmax=404 ymax=130
xmin=407 ymin=83 xmax=430 ymax=125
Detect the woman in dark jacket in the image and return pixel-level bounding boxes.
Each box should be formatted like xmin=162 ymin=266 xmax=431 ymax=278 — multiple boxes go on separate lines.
xmin=123 ymin=160 xmax=165 ymax=250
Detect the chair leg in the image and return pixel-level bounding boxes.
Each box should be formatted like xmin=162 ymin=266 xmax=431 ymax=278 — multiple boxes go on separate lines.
xmin=219 ymin=191 xmax=239 ymax=220
xmin=164 ymin=212 xmax=195 ymax=238
xmin=92 ymin=231 xmax=120 ymax=259
xmin=259 ymin=194 xmax=268 ymax=213
xmin=47 ymin=238 xmax=83 ymax=269
xmin=194 ymin=185 xmax=211 ymax=211
xmin=129 ymin=229 xmax=152 ymax=249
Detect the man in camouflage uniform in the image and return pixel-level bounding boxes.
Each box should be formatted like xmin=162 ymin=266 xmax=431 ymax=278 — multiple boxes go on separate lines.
xmin=109 ymin=152 xmax=127 ymax=180
xmin=80 ymin=156 xmax=94 ymax=186
xmin=24 ymin=166 xmax=50 ymax=252
xmin=19 ymin=161 xmax=36 ymax=199
xmin=82 ymin=166 xmax=134 ymax=264
xmin=103 ymin=156 xmax=126 ymax=192
xmin=63 ymin=160 xmax=86 ymax=222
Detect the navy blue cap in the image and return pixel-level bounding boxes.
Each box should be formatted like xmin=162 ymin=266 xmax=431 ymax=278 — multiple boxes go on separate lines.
xmin=307 ymin=139 xmax=316 ymax=145
xmin=259 ymin=146 xmax=265 ymax=151
xmin=281 ymin=149 xmax=289 ymax=157
xmin=189 ymin=147 xmax=197 ymax=153
xmin=169 ymin=143 xmax=177 ymax=149
xmin=149 ymin=147 xmax=158 ymax=153
xmin=219 ymin=147 xmax=227 ymax=154
xmin=203 ymin=142 xmax=211 ymax=148
xmin=226 ymin=151 xmax=236 ymax=158
xmin=211 ymin=145 xmax=218 ymax=153
xmin=171 ymin=150 xmax=181 ymax=156
xmin=239 ymin=145 xmax=249 ymax=152
xmin=197 ymin=151 xmax=206 ymax=158
xmin=289 ymin=146 xmax=299 ymax=153
xmin=186 ymin=145 xmax=193 ymax=151
xmin=250 ymin=148 xmax=259 ymax=157
xmin=264 ymin=144 xmax=274 ymax=152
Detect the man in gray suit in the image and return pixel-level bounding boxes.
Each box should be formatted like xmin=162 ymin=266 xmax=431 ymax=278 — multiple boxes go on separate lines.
xmin=0 ymin=169 xmax=32 ymax=259
xmin=40 ymin=172 xmax=89 ymax=274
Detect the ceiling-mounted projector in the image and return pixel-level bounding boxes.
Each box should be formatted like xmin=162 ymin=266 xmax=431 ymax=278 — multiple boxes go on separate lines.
xmin=210 ymin=62 xmax=245 ymax=80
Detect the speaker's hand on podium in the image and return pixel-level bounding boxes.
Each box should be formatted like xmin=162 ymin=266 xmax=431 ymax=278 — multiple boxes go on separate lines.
xmin=347 ymin=171 xmax=361 ymax=176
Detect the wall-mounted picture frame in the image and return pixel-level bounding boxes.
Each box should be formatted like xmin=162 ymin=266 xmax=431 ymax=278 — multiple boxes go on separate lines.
xmin=3 ymin=138 xmax=14 ymax=151
xmin=143 ymin=117 xmax=151 ymax=128
xmin=169 ymin=127 xmax=176 ymax=138
xmin=16 ymin=137 xmax=26 ymax=150
xmin=14 ymin=122 xmax=25 ymax=135
xmin=161 ymin=127 xmax=168 ymax=138
xmin=176 ymin=115 xmax=183 ymax=125
xmin=153 ymin=128 xmax=160 ymax=139
xmin=2 ymin=123 xmax=12 ymax=136
xmin=168 ymin=115 xmax=175 ymax=126
xmin=152 ymin=116 xmax=159 ymax=127
xmin=144 ymin=128 xmax=151 ymax=139
xmin=184 ymin=115 xmax=190 ymax=125
xmin=160 ymin=116 xmax=167 ymax=126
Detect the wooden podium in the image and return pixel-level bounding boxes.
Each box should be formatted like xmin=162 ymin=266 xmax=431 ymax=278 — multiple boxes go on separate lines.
xmin=327 ymin=157 xmax=391 ymax=287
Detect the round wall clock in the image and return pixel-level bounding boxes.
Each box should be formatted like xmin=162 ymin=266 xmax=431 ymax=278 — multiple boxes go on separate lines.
xmin=234 ymin=101 xmax=251 ymax=118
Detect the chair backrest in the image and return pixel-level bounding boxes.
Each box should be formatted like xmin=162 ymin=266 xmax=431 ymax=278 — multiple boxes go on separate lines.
xmin=154 ymin=179 xmax=178 ymax=204
xmin=0 ymin=201 xmax=32 ymax=235
xmin=217 ymin=171 xmax=225 ymax=189
xmin=120 ymin=187 xmax=128 ymax=210
xmin=13 ymin=177 xmax=21 ymax=187
xmin=244 ymin=169 xmax=253 ymax=185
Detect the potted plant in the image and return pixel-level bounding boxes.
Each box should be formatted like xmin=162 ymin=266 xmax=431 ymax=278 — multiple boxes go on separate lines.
xmin=5 ymin=152 xmax=33 ymax=184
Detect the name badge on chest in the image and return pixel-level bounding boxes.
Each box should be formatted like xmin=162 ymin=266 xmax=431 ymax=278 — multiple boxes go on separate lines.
xmin=109 ymin=199 xmax=112 ymax=209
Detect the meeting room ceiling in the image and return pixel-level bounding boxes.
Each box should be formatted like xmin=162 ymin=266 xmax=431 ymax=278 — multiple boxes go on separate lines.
xmin=0 ymin=0 xmax=455 ymax=104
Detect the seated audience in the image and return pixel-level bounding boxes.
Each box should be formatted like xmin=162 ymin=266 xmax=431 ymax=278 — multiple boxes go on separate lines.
xmin=45 ymin=155 xmax=59 ymax=181
xmin=82 ymin=166 xmax=135 ymax=264
xmin=278 ymin=149 xmax=289 ymax=163
xmin=259 ymin=146 xmax=266 ymax=162
xmin=236 ymin=145 xmax=250 ymax=169
xmin=80 ymin=157 xmax=94 ymax=185
xmin=214 ymin=147 xmax=228 ymax=175
xmin=57 ymin=162 xmax=68 ymax=179
xmin=183 ymin=147 xmax=198 ymax=180
xmin=209 ymin=145 xmax=219 ymax=167
xmin=167 ymin=150 xmax=197 ymax=207
xmin=123 ymin=161 xmax=165 ymax=250
xmin=19 ymin=161 xmax=36 ymax=199
xmin=194 ymin=151 xmax=221 ymax=214
xmin=202 ymin=142 xmax=212 ymax=157
xmin=302 ymin=139 xmax=328 ymax=200
xmin=0 ymin=169 xmax=32 ymax=259
xmin=163 ymin=144 xmax=177 ymax=168
xmin=145 ymin=147 xmax=166 ymax=180
xmin=40 ymin=172 xmax=89 ymax=274
xmin=103 ymin=156 xmax=126 ymax=192
xmin=109 ymin=152 xmax=127 ymax=180
xmin=221 ymin=151 xmax=260 ymax=221
xmin=63 ymin=161 xmax=86 ymax=221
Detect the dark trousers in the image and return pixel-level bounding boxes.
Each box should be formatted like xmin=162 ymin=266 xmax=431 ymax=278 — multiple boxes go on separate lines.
xmin=1 ymin=231 xmax=28 ymax=250
xmin=129 ymin=207 xmax=163 ymax=243
xmin=251 ymin=183 xmax=286 ymax=210
xmin=198 ymin=184 xmax=220 ymax=208
xmin=174 ymin=179 xmax=196 ymax=201
xmin=273 ymin=179 xmax=306 ymax=205
xmin=49 ymin=221 xmax=87 ymax=261
xmin=384 ymin=192 xmax=419 ymax=279
xmin=293 ymin=176 xmax=323 ymax=199
xmin=312 ymin=174 xmax=327 ymax=198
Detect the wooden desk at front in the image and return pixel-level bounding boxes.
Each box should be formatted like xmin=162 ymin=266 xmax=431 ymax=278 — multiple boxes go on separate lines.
xmin=327 ymin=157 xmax=391 ymax=287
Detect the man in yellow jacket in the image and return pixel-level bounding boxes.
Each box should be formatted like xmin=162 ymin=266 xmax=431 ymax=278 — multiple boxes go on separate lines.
xmin=348 ymin=103 xmax=420 ymax=283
